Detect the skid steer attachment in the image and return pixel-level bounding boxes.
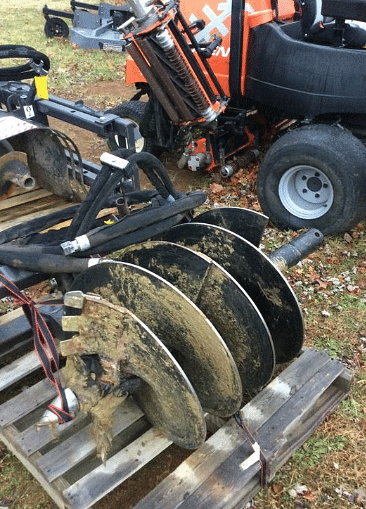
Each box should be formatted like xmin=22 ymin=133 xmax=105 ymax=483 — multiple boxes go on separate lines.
xmin=56 ymin=220 xmax=322 ymax=460
xmin=0 ymin=44 xmax=137 ymax=202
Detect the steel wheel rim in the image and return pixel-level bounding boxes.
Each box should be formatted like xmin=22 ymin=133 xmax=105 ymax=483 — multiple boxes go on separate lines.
xmin=279 ymin=165 xmax=334 ymax=219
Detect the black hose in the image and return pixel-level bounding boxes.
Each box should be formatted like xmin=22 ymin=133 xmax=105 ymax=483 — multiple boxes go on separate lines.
xmin=0 ymin=191 xmax=205 ymax=272
xmin=111 ymin=147 xmax=140 ymax=190
xmin=123 ymin=189 xmax=158 ymax=203
xmin=0 ymin=148 xmax=203 ymax=274
xmin=127 ymin=152 xmax=179 ymax=199
xmin=3 ymin=191 xmax=159 ymax=247
xmin=70 ymin=151 xmax=178 ymax=238
xmin=0 ymin=245 xmax=94 ymax=273
xmin=0 ymin=45 xmax=50 ymax=81
xmin=89 ymin=213 xmax=187 ymax=255
xmin=79 ymin=191 xmax=206 ymax=252
xmin=66 ymin=164 xmax=114 ymax=240
xmin=73 ymin=167 xmax=133 ymax=237
xmin=0 ymin=243 xmax=63 ymax=256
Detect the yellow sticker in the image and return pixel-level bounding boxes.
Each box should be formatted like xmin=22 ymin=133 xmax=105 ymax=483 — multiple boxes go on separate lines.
xmin=35 ymin=76 xmax=49 ymax=100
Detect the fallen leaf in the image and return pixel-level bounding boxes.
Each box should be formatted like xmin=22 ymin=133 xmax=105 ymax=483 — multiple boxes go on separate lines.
xmin=344 ymin=232 xmax=353 ymax=243
xmin=315 ymin=279 xmax=332 ymax=289
xmin=303 ymin=490 xmax=317 ymax=502
xmin=209 ymin=183 xmax=224 ymax=194
xmin=271 ymin=483 xmax=283 ymax=495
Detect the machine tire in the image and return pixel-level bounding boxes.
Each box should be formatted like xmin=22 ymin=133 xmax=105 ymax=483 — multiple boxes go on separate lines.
xmin=257 ymin=124 xmax=366 ymax=235
xmin=44 ymin=17 xmax=69 ymax=38
xmin=106 ymin=101 xmax=146 ymax=152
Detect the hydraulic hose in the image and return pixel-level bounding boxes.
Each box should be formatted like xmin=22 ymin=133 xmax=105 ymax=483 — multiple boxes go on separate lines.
xmin=0 ymin=45 xmax=50 ymax=81
xmin=61 ymin=191 xmax=206 ymax=255
xmin=0 ymin=193 xmax=203 ymax=272
xmin=0 ymin=205 xmax=79 ymax=245
xmin=66 ymin=164 xmax=114 ymax=240
xmin=127 ymin=152 xmax=179 ymax=200
xmin=70 ymin=151 xmax=179 ymax=239
xmin=2 ymin=190 xmax=160 ymax=247
xmin=0 ymin=244 xmax=100 ymax=273
xmin=0 ymin=150 xmax=201 ymax=274
xmin=85 ymin=213 xmax=187 ymax=255
xmin=69 ymin=153 xmax=138 ymax=238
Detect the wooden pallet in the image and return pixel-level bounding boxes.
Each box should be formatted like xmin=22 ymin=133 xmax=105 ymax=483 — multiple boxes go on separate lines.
xmin=0 ymin=187 xmax=74 ymax=232
xmin=0 ymin=319 xmax=352 ymax=509
xmin=0 ymin=186 xmax=118 ymax=237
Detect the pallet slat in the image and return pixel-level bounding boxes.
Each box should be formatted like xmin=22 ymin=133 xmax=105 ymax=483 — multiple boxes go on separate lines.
xmin=37 ymin=401 xmax=144 ymax=482
xmin=0 ymin=201 xmax=74 ymax=231
xmin=0 ymin=378 xmax=56 ymax=427
xmin=63 ymin=428 xmax=172 ymax=509
xmin=15 ymin=413 xmax=90 ymax=457
xmin=177 ymin=376 xmax=350 ymax=509
xmin=130 ymin=349 xmax=335 ymax=509
xmin=133 ymin=349 xmax=351 ymax=509
xmin=0 ymin=350 xmax=41 ymax=391
xmin=0 ymin=182 xmax=76 ymax=234
xmin=0 ymin=189 xmax=52 ymax=211
xmin=0 ymin=339 xmax=352 ymax=509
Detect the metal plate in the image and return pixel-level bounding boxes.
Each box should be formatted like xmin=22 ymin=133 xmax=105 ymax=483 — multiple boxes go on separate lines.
xmin=121 ymin=241 xmax=275 ymax=393
xmin=71 ymin=261 xmax=242 ymax=416
xmin=159 ymin=223 xmax=304 ymax=363
xmin=62 ymin=296 xmax=206 ymax=449
xmin=194 ymin=207 xmax=268 ymax=247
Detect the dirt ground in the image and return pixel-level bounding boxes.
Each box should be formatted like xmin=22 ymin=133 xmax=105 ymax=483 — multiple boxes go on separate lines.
xmin=48 ymin=80 xmax=212 ymax=193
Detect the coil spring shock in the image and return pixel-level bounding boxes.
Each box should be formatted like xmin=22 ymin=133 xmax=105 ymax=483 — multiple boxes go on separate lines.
xmin=155 ymin=29 xmax=217 ymax=122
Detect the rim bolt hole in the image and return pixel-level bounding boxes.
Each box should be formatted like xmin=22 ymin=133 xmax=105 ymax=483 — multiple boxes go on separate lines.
xmin=315 ymin=193 xmax=320 ymax=198
xmin=302 ymin=189 xmax=307 ymax=193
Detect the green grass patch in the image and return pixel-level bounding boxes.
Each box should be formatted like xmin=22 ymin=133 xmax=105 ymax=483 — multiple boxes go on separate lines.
xmin=292 ymin=434 xmax=349 ymax=467
xmin=1 ymin=1 xmax=126 ymax=95
xmin=313 ymin=335 xmax=347 ymax=359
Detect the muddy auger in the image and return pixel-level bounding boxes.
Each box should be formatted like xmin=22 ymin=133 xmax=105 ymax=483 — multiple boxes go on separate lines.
xmin=0 ymin=146 xmax=323 ymax=460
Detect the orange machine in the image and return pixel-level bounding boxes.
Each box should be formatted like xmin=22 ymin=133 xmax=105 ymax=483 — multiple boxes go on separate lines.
xmin=113 ymin=0 xmax=366 ymax=235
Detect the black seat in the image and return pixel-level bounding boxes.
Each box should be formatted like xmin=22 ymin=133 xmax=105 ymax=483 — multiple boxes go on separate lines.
xmin=322 ymin=0 xmax=366 ymax=22
xmin=301 ymin=0 xmax=366 ymax=47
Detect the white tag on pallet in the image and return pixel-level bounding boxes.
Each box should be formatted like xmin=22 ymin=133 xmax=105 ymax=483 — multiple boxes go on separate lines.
xmin=239 ymin=441 xmax=261 ymax=471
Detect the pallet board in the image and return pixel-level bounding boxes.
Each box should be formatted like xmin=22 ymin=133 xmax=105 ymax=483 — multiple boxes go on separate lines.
xmin=0 ymin=320 xmax=352 ymax=509
xmin=0 ymin=187 xmax=75 ymax=232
